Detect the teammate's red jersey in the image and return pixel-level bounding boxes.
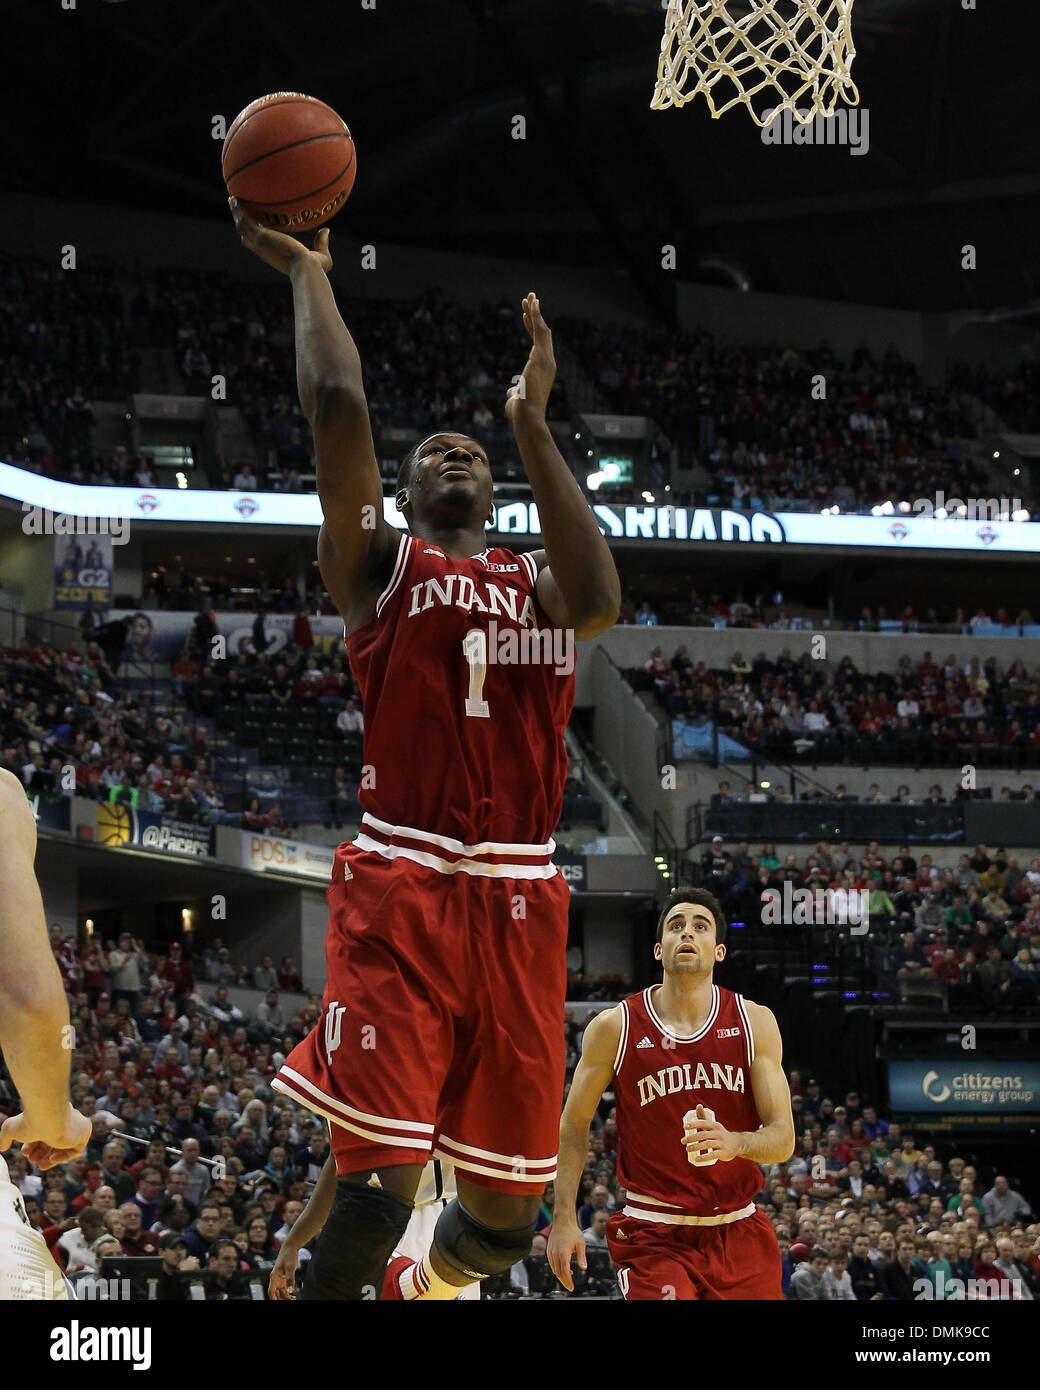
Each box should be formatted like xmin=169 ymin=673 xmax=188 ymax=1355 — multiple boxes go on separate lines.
xmin=612 ymin=984 xmax=764 ymax=1218
xmin=345 ymin=533 xmax=574 ymax=845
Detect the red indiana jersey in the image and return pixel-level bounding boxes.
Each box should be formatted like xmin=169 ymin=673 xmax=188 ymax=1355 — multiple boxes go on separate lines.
xmin=612 ymin=983 xmax=765 ymax=1219
xmin=344 ymin=533 xmax=575 ymax=846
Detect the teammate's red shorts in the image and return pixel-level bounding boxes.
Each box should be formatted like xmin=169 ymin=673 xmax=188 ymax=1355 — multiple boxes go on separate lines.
xmin=272 ymin=835 xmax=571 ymax=1194
xmin=606 ymin=1206 xmax=782 ymax=1300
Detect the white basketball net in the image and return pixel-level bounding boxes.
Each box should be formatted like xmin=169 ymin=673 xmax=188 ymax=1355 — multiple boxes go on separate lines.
xmin=651 ymin=0 xmax=859 ymax=126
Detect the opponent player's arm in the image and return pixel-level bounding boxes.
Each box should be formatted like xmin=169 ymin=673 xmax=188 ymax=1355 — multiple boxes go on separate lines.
xmin=682 ymin=1002 xmax=795 ymax=1165
xmin=268 ymin=1150 xmax=338 ymax=1300
xmin=0 ymin=770 xmax=91 ymax=1169
xmin=547 ymin=1007 xmax=622 ymax=1291
xmin=506 ymin=294 xmax=620 ymax=639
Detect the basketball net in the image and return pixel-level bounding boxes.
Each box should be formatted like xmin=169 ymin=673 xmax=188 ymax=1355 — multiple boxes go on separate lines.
xmin=651 ymin=0 xmax=859 ymax=127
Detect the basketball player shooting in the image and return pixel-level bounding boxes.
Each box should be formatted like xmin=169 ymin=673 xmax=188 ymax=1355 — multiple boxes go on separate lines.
xmin=230 ymin=199 xmax=620 ymax=1299
xmin=548 ymin=887 xmax=794 ymax=1300
xmin=0 ymin=769 xmax=91 ymax=1299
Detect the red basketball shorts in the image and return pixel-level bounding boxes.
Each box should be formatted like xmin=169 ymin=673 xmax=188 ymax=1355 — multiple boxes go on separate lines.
xmin=272 ymin=829 xmax=571 ymax=1194
xmin=607 ymin=1206 xmax=782 ymax=1300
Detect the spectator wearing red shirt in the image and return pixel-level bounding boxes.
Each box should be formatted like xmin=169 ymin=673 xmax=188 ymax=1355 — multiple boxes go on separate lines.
xmin=228 ymin=1026 xmax=255 ymax=1068
xmin=161 ymin=942 xmax=194 ymax=1000
xmin=930 ymin=947 xmax=962 ymax=983
xmin=153 ymin=1047 xmax=188 ymax=1088
xmin=277 ymin=956 xmax=303 ymax=992
xmin=80 ymin=942 xmax=108 ymax=1008
xmin=241 ymin=797 xmax=269 ymax=833
xmin=290 ymin=607 xmax=314 ymax=663
xmin=118 ymin=1201 xmax=161 ymax=1255
xmin=129 ymin=1140 xmax=169 ymax=1182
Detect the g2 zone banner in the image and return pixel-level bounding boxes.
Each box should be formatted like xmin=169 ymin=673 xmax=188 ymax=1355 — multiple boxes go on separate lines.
xmin=53 ymin=531 xmax=112 ymax=610
xmin=888 ymin=1060 xmax=1040 ymax=1114
xmin=3 ymin=463 xmax=1040 ymax=553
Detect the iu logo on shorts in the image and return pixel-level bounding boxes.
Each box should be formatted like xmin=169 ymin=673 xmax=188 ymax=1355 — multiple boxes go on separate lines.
xmin=325 ymin=1002 xmax=346 ymax=1064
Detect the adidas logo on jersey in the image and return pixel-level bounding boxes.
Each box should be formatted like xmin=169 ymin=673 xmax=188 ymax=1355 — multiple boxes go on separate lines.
xmin=423 ymin=548 xmax=443 ymax=556
xmin=635 ymin=1036 xmax=654 ymax=1049
xmin=716 ymin=1027 xmax=740 ymax=1038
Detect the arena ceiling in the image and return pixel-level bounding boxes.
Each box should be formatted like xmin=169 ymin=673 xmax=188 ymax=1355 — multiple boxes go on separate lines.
xmin=10 ymin=0 xmax=1040 ymax=320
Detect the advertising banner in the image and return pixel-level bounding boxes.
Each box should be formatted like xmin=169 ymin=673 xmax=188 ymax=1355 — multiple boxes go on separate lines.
xmin=888 ymin=1060 xmax=1040 ymax=1115
xmin=53 ymin=532 xmax=112 ymax=611
xmin=231 ymin=827 xmax=336 ymax=882
xmin=4 ymin=462 xmax=1040 ymax=554
xmin=96 ymin=804 xmax=214 ymax=858
xmin=31 ymin=793 xmax=72 ymax=833
xmin=553 ymin=851 xmax=587 ymax=892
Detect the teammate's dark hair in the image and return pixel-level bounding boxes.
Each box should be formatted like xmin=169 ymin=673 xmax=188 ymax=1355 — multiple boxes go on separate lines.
xmin=655 ymin=886 xmax=727 ymax=945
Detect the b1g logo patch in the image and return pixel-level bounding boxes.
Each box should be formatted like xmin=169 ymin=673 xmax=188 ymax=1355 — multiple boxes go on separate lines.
xmin=716 ymin=1027 xmax=740 ymax=1039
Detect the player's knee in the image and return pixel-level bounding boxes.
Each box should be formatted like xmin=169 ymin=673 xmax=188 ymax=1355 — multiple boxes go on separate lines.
xmin=433 ymin=1199 xmax=537 ymax=1280
xmin=300 ymin=1179 xmax=414 ymax=1301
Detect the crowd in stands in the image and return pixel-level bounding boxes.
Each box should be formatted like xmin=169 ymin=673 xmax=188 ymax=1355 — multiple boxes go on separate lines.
xmin=623 ymin=591 xmax=1038 ymax=635
xmin=2 ymin=252 xmax=1032 ymax=518
xmin=554 ymin=316 xmax=1025 ymax=514
xmin=763 ymin=1078 xmax=1038 ymax=1300
xmin=0 ymin=254 xmax=139 ymax=468
xmin=697 ymin=833 xmax=1040 ymax=1008
xmin=636 ymin=644 xmax=1040 ymax=767
xmin=0 ymin=627 xmax=362 ymax=832
xmin=951 ymin=355 xmax=1040 ymax=435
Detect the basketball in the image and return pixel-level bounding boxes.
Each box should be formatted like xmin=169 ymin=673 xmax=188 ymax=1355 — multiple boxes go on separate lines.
xmin=221 ymin=92 xmax=357 ymax=232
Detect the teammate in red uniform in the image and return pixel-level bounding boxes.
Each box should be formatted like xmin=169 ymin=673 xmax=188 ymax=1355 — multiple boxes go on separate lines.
xmin=230 ymin=201 xmax=620 ymax=1299
xmin=549 ymin=887 xmax=794 ymax=1299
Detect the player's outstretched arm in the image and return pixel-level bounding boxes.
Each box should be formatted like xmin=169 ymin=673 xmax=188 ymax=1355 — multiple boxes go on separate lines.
xmin=548 ymin=1006 xmax=622 ymax=1291
xmin=506 ymin=293 xmax=620 ymax=640
xmin=0 ymin=770 xmax=91 ymax=1170
xmin=682 ymin=1002 xmax=795 ymax=1166
xmin=229 ymin=197 xmax=398 ymax=628
xmin=268 ymin=1149 xmax=338 ymax=1300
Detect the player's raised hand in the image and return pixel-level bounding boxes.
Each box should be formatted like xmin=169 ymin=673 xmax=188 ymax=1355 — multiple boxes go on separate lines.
xmin=546 ymin=1217 xmax=587 ymax=1292
xmin=0 ymin=1104 xmax=92 ymax=1171
xmin=229 ymin=196 xmax=333 ymax=277
xmin=506 ymin=292 xmax=556 ymax=425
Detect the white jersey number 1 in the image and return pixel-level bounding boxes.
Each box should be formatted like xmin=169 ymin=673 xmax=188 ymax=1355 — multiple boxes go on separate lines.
xmin=463 ymin=629 xmax=490 ymax=718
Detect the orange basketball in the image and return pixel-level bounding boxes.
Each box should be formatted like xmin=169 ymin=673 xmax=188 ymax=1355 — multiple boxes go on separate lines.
xmin=222 ymin=92 xmax=357 ymax=232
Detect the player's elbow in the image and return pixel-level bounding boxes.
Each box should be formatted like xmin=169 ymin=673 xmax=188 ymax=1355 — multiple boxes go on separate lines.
xmin=0 ymin=965 xmax=67 ymax=1022
xmin=777 ymin=1120 xmax=796 ymax=1163
xmin=310 ymin=380 xmax=367 ymax=436
xmin=570 ymin=595 xmax=620 ymax=641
